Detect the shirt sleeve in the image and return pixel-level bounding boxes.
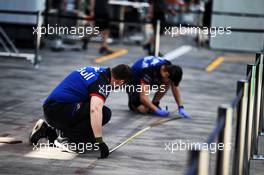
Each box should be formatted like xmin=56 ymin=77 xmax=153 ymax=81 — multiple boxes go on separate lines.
xmin=89 ymin=77 xmax=110 ymax=102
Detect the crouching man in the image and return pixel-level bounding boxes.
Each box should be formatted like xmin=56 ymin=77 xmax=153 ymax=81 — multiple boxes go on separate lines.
xmin=29 ymin=64 xmax=132 ymax=158
xmin=127 ymin=56 xmax=191 ymax=118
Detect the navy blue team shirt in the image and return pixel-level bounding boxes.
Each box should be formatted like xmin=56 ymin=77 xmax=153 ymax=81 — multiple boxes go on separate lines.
xmin=131 ymin=56 xmax=168 ymax=85
xmin=44 ymin=66 xmax=111 ymax=104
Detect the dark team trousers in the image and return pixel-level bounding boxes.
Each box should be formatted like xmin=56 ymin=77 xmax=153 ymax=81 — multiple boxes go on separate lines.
xmin=43 ymin=101 xmax=111 ymax=143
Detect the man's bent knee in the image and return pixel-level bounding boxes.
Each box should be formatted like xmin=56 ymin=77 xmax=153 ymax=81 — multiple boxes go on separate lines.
xmin=102 ymin=106 xmax=111 ymax=125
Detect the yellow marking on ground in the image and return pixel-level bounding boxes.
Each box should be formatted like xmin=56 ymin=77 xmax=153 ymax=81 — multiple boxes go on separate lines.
xmin=222 ymin=55 xmax=254 ymax=62
xmin=94 ymin=49 xmax=128 ymax=63
xmin=205 ymin=56 xmax=225 ymax=72
xmin=109 ymin=116 xmax=181 ymax=153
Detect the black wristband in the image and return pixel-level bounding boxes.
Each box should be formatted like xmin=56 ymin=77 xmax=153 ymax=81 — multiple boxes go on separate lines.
xmin=95 ymin=137 xmax=104 ymax=144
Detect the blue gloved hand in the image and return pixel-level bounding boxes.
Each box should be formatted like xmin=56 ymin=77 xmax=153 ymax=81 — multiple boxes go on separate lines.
xmin=155 ymin=108 xmax=170 ymax=117
xmin=178 ymin=106 xmax=192 ymax=119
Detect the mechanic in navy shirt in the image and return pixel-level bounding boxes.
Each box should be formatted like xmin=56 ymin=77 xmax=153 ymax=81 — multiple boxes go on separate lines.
xmin=127 ymin=56 xmax=191 ymax=118
xmin=29 ymin=64 xmax=132 ymax=158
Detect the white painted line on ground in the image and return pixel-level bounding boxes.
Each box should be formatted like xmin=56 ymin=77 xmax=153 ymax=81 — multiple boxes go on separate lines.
xmin=24 ymin=148 xmax=77 ymax=160
xmin=128 ymin=45 xmax=192 ymax=66
xmin=164 ymin=45 xmax=192 ymax=61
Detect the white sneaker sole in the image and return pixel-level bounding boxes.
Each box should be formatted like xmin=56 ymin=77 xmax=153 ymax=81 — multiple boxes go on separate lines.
xmin=30 ymin=119 xmax=45 ymax=136
xmin=54 ymin=140 xmax=76 ymax=153
xmin=29 ymin=119 xmax=46 ymax=145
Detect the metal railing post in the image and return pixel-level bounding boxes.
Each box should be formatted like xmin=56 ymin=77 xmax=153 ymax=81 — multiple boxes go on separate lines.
xmin=187 ymin=149 xmax=199 ymax=175
xmin=187 ymin=148 xmax=210 ymax=175
xmin=252 ymin=53 xmax=263 ymax=155
xmin=216 ymin=105 xmax=233 ymax=175
xmin=246 ymin=64 xmax=256 ymax=159
xmin=154 ymin=20 xmax=160 ymax=57
xmin=34 ymin=11 xmax=41 ymax=66
xmin=233 ymin=80 xmax=249 ymax=175
xmin=258 ymin=52 xmax=264 ymax=133
xmin=197 ymin=150 xmax=210 ymax=175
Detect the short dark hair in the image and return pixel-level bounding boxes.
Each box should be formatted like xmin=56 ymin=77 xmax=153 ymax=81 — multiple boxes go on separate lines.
xmin=112 ymin=64 xmax=133 ymax=83
xmin=167 ymin=65 xmax=183 ymax=86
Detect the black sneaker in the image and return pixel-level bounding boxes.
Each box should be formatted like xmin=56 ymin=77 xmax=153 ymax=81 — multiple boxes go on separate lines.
xmin=29 ymin=119 xmax=48 ymax=145
xmin=142 ymin=43 xmax=164 ymax=56
xmin=54 ymin=136 xmax=77 ymax=153
xmin=82 ymin=38 xmax=89 ymax=50
xmin=99 ymin=47 xmax=113 ymax=55
xmin=157 ymin=52 xmax=164 ymax=57
xmin=149 ymin=51 xmax=164 ymax=57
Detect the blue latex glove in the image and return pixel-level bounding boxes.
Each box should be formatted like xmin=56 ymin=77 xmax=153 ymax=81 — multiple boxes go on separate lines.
xmin=178 ymin=106 xmax=192 ymax=119
xmin=155 ymin=108 xmax=170 ymax=117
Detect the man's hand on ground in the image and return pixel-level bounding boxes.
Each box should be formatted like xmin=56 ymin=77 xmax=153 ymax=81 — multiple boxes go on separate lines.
xmin=178 ymin=106 xmax=192 ymax=119
xmin=155 ymin=108 xmax=170 ymax=117
xmin=96 ymin=137 xmax=109 ymax=158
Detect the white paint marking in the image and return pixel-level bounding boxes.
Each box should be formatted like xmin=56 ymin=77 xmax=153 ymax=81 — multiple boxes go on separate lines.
xmin=164 ymin=45 xmax=192 ymax=61
xmin=24 ymin=148 xmax=77 ymax=160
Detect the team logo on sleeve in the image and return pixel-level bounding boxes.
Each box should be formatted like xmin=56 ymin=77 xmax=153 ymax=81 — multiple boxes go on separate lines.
xmin=91 ymin=67 xmax=100 ymax=72
xmin=142 ymin=56 xmax=164 ymax=68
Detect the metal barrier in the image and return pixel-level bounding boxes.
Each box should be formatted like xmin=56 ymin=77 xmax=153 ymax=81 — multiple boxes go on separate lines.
xmin=0 ymin=10 xmax=41 ymax=66
xmin=1 ymin=8 xmax=263 ymax=67
xmin=186 ymin=50 xmax=264 ymax=175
